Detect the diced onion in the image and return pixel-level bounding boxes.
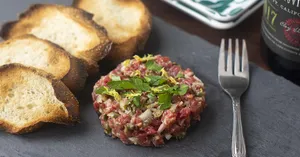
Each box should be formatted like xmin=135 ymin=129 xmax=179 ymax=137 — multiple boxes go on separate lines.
xmin=170 ymin=104 xmax=177 ymax=112
xmin=138 ymin=109 xmax=153 ymax=123
xmin=165 ymin=134 xmax=172 ymax=140
xmin=146 ymin=103 xmax=158 ymax=109
xmin=120 ymin=98 xmax=128 ymax=111
xmin=128 ymin=137 xmax=139 ymax=144
xmin=96 ymin=95 xmax=107 ymax=103
xmin=152 ymin=109 xmax=163 ymax=118
xmin=185 ymin=71 xmax=194 ymax=77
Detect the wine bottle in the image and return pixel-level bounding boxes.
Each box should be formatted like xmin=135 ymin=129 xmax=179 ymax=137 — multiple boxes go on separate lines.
xmin=261 ymin=0 xmax=300 ymax=85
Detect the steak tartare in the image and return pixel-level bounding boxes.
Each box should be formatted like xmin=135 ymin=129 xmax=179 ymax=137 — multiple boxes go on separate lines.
xmin=92 ymin=54 xmax=206 ymax=146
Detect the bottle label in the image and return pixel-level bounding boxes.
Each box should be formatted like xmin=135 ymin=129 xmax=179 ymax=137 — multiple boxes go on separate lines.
xmin=261 ymin=0 xmax=300 ymax=62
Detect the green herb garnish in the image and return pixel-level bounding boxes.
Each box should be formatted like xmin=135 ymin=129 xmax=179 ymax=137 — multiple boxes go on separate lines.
xmin=98 ymin=57 xmax=191 ymax=111
xmin=178 ymin=84 xmax=189 ymax=95
xmin=145 ymin=75 xmax=167 ymax=86
xmin=151 ymin=84 xmax=171 ymax=93
xmin=158 ymin=93 xmax=172 ymax=110
xmin=175 ymin=132 xmax=186 ymax=140
xmin=169 ymin=85 xmax=179 ymax=93
xmin=107 ymin=80 xmax=136 ymax=90
xmin=145 ymin=60 xmax=163 ymax=72
xmin=130 ymin=77 xmax=150 ymax=91
xmin=107 ymin=77 xmax=151 ymax=91
xmin=176 ymin=72 xmax=184 ymax=78
xmin=95 ymin=86 xmax=121 ymax=101
xmin=133 ymin=96 xmax=141 ymax=107
xmin=147 ymin=93 xmax=156 ymax=102
xmin=166 ymin=84 xmax=189 ymax=96
xmin=95 ymin=86 xmax=107 ymax=94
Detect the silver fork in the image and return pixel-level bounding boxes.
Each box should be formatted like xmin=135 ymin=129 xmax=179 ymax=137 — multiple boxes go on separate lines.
xmin=218 ymin=39 xmax=249 ymax=157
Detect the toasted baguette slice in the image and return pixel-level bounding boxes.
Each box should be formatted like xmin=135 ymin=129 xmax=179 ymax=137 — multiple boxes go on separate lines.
xmin=0 ymin=35 xmax=87 ymax=93
xmin=0 ymin=64 xmax=80 ymax=134
xmin=73 ymin=0 xmax=152 ymax=64
xmin=0 ymin=4 xmax=112 ymax=74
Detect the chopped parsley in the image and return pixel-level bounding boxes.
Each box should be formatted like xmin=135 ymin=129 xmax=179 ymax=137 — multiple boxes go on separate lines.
xmin=151 ymin=84 xmax=188 ymax=96
xmin=147 ymin=93 xmax=156 ymax=102
xmin=107 ymin=80 xmax=136 ymax=90
xmin=107 ymin=77 xmax=150 ymax=91
xmin=176 ymin=72 xmax=184 ymax=78
xmin=95 ymin=86 xmax=121 ymax=101
xmin=145 ymin=75 xmax=167 ymax=86
xmin=178 ymin=84 xmax=189 ymax=96
xmin=145 ymin=60 xmax=163 ymax=72
xmin=175 ymin=132 xmax=186 ymax=140
xmin=133 ymin=96 xmax=141 ymax=107
xmin=158 ymin=93 xmax=172 ymax=110
xmin=130 ymin=77 xmax=151 ymax=91
xmin=96 ymin=55 xmax=192 ymax=110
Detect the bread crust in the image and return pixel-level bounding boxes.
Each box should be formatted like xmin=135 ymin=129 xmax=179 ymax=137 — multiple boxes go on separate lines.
xmin=0 ymin=4 xmax=112 ymax=74
xmin=0 ymin=35 xmax=88 ymax=93
xmin=73 ymin=0 xmax=152 ymax=64
xmin=61 ymin=56 xmax=88 ymax=93
xmin=0 ymin=64 xmax=80 ymax=134
xmin=0 ymin=35 xmax=71 ymax=79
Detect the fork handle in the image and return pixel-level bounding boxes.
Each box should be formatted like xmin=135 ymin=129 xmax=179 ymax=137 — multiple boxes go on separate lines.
xmin=231 ymin=97 xmax=246 ymax=157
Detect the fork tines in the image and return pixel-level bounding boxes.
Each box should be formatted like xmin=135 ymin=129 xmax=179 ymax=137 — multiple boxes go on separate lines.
xmin=218 ymin=38 xmax=249 ymax=77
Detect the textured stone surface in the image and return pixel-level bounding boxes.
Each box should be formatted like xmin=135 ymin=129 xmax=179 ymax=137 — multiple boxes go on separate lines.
xmin=0 ymin=1 xmax=300 ymax=157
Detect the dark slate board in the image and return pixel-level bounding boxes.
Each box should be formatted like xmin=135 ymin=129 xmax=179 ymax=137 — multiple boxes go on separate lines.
xmin=1 ymin=0 xmax=300 ymax=157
